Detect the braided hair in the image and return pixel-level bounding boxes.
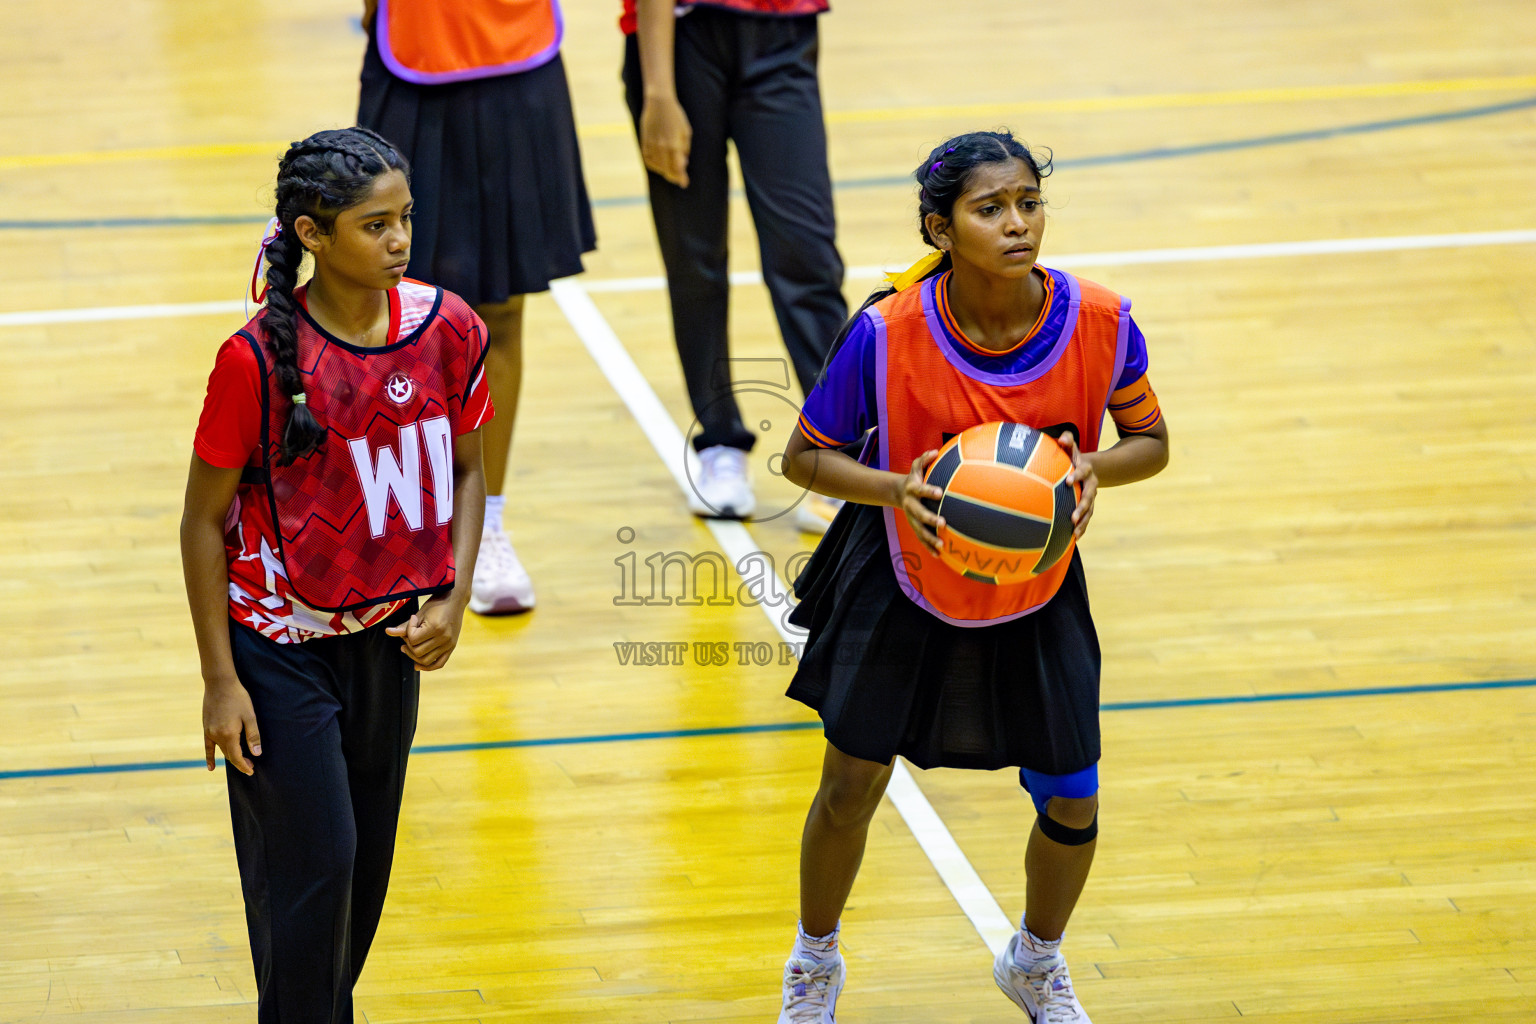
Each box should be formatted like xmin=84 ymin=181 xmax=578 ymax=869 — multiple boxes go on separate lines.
xmin=814 ymin=130 xmax=1053 ymax=383
xmin=264 ymin=126 xmax=410 ymax=465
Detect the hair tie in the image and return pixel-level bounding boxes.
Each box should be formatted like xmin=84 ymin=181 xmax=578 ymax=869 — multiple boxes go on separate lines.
xmin=247 ymin=217 xmax=282 ymax=310
xmin=883 ymin=251 xmax=946 ymax=293
xmin=291 ymin=392 xmax=308 ymax=406
xmin=930 ymin=160 xmax=944 ymax=172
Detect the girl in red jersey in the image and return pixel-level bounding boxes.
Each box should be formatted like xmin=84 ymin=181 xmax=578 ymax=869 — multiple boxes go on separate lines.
xmin=774 ymin=130 xmax=1171 ymax=1024
xmin=180 ymin=127 xmax=491 ymax=1023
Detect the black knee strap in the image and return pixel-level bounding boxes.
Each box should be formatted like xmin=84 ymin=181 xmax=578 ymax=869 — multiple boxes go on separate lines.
xmin=1037 ymin=810 xmax=1098 ymax=847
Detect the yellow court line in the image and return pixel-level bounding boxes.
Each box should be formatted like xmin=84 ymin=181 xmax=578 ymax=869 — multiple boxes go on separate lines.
xmin=4 ymin=74 xmax=1536 ymax=170
xmin=0 ymin=141 xmax=284 ymax=171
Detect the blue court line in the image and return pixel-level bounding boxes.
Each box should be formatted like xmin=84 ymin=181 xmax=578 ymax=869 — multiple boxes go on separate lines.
xmin=3 ymin=675 xmax=1531 ymax=782
xmin=3 ymin=93 xmax=1533 ymax=231
xmin=835 ymin=92 xmax=1536 ymax=187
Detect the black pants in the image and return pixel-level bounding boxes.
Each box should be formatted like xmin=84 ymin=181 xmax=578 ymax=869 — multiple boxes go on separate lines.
xmin=623 ymin=8 xmax=848 ymax=452
xmin=226 ymin=608 xmax=420 ymax=1024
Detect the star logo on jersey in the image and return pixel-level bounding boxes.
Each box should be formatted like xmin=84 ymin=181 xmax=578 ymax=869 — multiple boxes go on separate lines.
xmin=385 ymin=372 xmax=416 ymax=406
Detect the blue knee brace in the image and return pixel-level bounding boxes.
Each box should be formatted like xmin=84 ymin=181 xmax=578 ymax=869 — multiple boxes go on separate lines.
xmin=1021 ymin=764 xmax=1100 ymax=846
xmin=1019 ymin=764 xmax=1099 ymax=816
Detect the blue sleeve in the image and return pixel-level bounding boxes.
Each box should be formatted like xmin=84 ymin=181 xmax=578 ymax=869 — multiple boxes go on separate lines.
xmin=797 ymin=312 xmax=878 ymax=448
xmin=1116 ymin=315 xmax=1149 ymax=390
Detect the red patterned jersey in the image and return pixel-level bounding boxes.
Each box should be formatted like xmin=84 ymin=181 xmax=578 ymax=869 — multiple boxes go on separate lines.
xmin=194 ymin=281 xmax=493 ymax=643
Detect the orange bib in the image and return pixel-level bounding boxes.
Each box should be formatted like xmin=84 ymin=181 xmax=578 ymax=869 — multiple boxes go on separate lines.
xmin=378 ymin=0 xmax=562 ymax=84
xmin=872 ymin=270 xmax=1130 ymax=626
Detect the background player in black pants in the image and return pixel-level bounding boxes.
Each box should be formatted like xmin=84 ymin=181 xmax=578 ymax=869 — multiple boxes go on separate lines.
xmin=623 ymin=0 xmax=848 ymax=529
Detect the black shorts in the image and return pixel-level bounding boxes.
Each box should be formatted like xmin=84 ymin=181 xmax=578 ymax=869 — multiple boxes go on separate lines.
xmin=358 ymin=37 xmax=597 ymax=305
xmin=786 ymin=502 xmax=1102 ymax=774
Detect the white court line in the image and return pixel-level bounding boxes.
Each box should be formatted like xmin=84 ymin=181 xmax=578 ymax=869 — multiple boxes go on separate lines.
xmin=549 ymin=278 xmax=1019 ymax=955
xmin=3 ymin=229 xmax=1533 ymax=327
xmin=0 ymin=299 xmax=246 ymax=327
xmin=578 ymin=227 xmax=1536 ymax=293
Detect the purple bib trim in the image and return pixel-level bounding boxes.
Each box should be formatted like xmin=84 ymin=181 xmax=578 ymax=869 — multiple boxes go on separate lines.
xmin=871 ymin=306 xmax=890 ymax=473
xmin=918 ymin=271 xmax=1081 ymax=387
xmin=377 ymin=0 xmax=564 ymax=85
xmin=1102 ymin=296 xmax=1132 ymax=443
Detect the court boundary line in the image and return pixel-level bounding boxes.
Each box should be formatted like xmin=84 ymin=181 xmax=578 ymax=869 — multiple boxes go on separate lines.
xmin=4 ymin=675 xmax=1533 ymax=775
xmin=4 ymin=91 xmax=1535 ymax=230
xmin=3 ymin=229 xmax=1534 ymax=328
xmin=579 ymin=229 xmax=1536 ymax=295
xmin=829 ymin=92 xmax=1536 ymax=191
xmin=4 ymin=73 xmax=1535 ymax=173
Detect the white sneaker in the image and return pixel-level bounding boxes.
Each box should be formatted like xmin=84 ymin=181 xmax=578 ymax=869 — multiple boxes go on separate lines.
xmin=778 ymin=956 xmax=844 ymax=1024
xmin=794 ymin=494 xmax=844 ymax=535
xmin=687 ymin=445 xmax=756 ymax=519
xmin=469 ymin=527 xmax=535 ymax=615
xmin=993 ymin=932 xmax=1091 ymax=1023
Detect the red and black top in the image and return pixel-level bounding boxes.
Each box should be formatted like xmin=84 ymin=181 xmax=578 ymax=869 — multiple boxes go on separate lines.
xmin=194 ymin=280 xmax=493 ymax=644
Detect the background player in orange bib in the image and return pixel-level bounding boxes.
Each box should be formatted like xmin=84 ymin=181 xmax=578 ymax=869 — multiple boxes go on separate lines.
xmin=180 ymin=127 xmax=491 ymax=1023
xmin=360 ymin=0 xmax=597 ymax=614
xmin=774 ymin=130 xmax=1170 ymax=1023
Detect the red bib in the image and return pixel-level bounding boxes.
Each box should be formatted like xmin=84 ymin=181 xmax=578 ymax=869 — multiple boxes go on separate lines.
xmin=379 ymin=0 xmax=562 ymax=84
xmin=872 ymin=270 xmax=1130 ymax=626
xmin=237 ymin=286 xmax=486 ymax=612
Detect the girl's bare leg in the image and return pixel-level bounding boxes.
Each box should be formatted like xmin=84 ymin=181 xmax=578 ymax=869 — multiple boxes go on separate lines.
xmin=798 ymin=743 xmax=894 ymax=937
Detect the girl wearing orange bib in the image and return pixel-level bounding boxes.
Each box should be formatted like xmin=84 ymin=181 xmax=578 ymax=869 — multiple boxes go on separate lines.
xmin=774 ymin=131 xmax=1170 ymax=1024
xmin=359 ymin=0 xmax=596 ymax=615
xmin=374 ymin=0 xmax=564 ymax=85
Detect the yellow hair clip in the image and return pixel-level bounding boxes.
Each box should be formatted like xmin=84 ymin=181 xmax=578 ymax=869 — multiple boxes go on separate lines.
xmin=883 ymin=251 xmax=946 ymax=293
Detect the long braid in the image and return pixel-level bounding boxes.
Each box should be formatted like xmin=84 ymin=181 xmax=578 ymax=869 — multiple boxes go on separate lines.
xmin=261 ymin=226 xmax=320 ymax=464
xmin=263 ymin=127 xmax=410 ymax=465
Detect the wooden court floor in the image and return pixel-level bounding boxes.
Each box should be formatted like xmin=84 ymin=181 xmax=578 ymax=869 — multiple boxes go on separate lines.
xmin=2 ymin=0 xmax=1535 ymax=1021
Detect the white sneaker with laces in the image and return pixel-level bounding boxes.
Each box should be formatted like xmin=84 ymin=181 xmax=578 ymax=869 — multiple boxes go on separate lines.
xmin=777 ymin=956 xmax=844 ymax=1024
xmin=469 ymin=527 xmax=535 ymax=615
xmin=687 ymin=445 xmax=756 ymax=519
xmin=993 ymin=932 xmax=1092 ymax=1023
xmin=794 ymin=494 xmax=844 ymax=535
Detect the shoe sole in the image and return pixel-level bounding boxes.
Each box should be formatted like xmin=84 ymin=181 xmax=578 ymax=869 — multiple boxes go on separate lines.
xmin=469 ymin=595 xmax=535 ymax=615
xmin=686 ymin=497 xmax=754 ymax=520
xmin=691 ymin=507 xmax=751 ymax=521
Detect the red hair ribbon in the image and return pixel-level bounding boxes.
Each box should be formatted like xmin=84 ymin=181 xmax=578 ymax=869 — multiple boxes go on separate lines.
xmin=248 ymin=217 xmax=282 ymax=306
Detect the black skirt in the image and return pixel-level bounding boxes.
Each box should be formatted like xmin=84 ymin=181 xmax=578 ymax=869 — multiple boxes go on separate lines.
xmin=786 ymin=501 xmax=1102 ymax=773
xmin=358 ymin=36 xmax=597 ymax=305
